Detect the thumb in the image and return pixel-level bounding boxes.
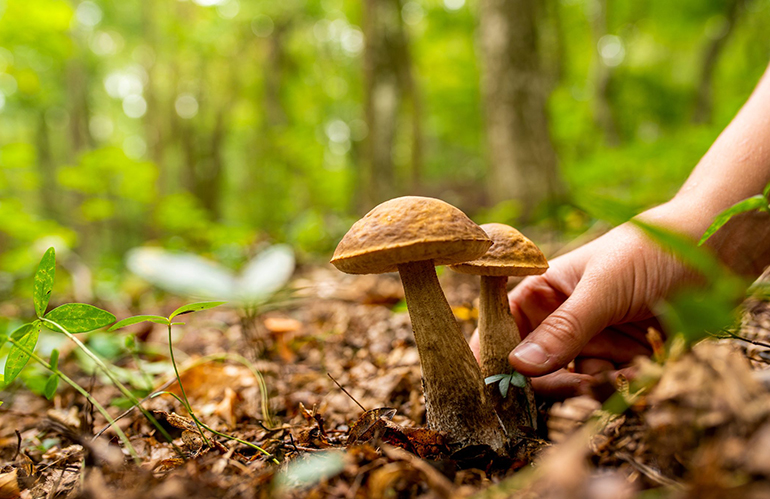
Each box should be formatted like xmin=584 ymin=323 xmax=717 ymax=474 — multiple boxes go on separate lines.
xmin=508 ymin=277 xmax=614 ymax=376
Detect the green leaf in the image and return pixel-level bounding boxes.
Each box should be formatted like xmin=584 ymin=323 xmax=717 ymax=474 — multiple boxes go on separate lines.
xmin=499 ymin=375 xmax=511 ymax=398
xmin=49 ymin=349 xmax=59 ymax=371
xmin=4 ymin=323 xmax=41 ymax=385
xmin=763 ymin=182 xmax=770 ymax=199
xmin=169 ymin=301 xmax=225 ymax=320
xmin=44 ymin=304 xmax=116 ymax=333
xmin=275 ymin=450 xmax=346 ymax=491
xmin=484 ymin=374 xmax=507 ymax=385
xmin=43 ymin=374 xmax=59 ymax=400
xmin=698 ymin=195 xmax=769 ymax=245
xmin=108 ymin=315 xmax=169 ymax=331
xmin=33 ymin=248 xmax=56 ymax=318
xmin=509 ymin=371 xmax=527 ymax=388
xmin=11 ymin=322 xmax=35 ymax=340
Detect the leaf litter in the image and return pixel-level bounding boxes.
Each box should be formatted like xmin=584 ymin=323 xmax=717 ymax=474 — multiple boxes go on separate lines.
xmin=3 ymin=267 xmax=770 ymax=497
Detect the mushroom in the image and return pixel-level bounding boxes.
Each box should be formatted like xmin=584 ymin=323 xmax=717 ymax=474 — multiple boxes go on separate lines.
xmin=331 ymin=196 xmax=506 ymax=451
xmin=450 ymin=223 xmax=547 ymax=438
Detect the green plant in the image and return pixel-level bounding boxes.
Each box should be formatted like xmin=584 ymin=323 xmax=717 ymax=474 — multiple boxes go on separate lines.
xmin=110 ymin=303 xmax=278 ymax=463
xmin=0 ymin=247 xmax=180 ymax=457
xmin=484 ymin=371 xmax=527 ymax=399
xmin=699 ymin=183 xmax=770 ymax=245
xmin=0 ymin=249 xmax=142 ymax=462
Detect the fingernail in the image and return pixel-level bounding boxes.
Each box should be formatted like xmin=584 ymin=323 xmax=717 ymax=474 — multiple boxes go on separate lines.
xmin=512 ymin=342 xmax=549 ymax=367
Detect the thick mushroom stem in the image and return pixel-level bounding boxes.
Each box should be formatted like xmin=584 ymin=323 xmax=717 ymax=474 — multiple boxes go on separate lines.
xmin=397 ymin=260 xmax=506 ymax=451
xmin=479 ymin=275 xmax=537 ymax=436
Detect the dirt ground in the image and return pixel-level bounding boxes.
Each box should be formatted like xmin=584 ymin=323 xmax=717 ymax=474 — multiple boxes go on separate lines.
xmin=2 ymin=265 xmax=770 ymax=499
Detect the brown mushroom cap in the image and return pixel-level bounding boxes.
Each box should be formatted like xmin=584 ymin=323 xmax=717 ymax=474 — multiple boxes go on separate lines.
xmin=331 ymin=196 xmax=492 ymax=274
xmin=449 ymin=223 xmax=548 ymax=277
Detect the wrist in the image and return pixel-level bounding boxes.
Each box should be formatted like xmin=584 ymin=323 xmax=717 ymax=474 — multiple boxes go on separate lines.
xmin=640 ymin=194 xmax=770 ymax=277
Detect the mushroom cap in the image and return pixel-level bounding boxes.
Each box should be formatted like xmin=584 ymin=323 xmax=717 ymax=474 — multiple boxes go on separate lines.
xmin=331 ymin=196 xmax=492 ymax=274
xmin=449 ymin=223 xmax=548 ymax=277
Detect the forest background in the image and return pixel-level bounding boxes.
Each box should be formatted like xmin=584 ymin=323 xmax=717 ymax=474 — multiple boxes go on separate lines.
xmin=1 ymin=0 xmax=770 ymax=303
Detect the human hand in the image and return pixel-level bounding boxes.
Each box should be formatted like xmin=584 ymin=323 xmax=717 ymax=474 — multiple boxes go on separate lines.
xmin=470 ymin=206 xmax=697 ymax=398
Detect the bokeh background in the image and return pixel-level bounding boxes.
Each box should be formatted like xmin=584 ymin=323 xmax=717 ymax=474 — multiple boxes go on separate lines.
xmin=1 ymin=0 xmax=769 ymax=300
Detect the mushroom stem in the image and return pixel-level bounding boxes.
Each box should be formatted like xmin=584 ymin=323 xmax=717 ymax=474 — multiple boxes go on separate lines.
xmin=398 ymin=260 xmax=506 ymax=451
xmin=479 ymin=275 xmax=537 ymax=436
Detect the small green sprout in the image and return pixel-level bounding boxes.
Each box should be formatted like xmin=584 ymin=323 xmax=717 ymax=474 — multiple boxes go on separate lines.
xmin=485 ymin=371 xmax=527 ymax=398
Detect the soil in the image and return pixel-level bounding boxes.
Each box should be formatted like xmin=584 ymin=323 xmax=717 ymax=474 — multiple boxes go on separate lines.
xmin=2 ymin=265 xmax=770 ymax=499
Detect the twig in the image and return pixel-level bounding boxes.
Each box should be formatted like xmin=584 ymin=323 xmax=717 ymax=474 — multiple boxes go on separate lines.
xmin=13 ymin=430 xmax=21 ymax=460
xmin=7 ymin=337 xmax=140 ymax=463
xmin=713 ymin=328 xmax=770 ymax=349
xmin=327 ymin=373 xmax=367 ymax=412
xmin=615 ymin=451 xmax=685 ymax=490
xmin=288 ymin=433 xmax=301 ymax=455
xmin=93 ymin=352 xmax=273 ymax=439
xmin=92 ymin=377 xmax=176 ymax=440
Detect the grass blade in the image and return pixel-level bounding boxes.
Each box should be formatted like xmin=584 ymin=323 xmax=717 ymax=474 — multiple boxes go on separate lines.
xmin=698 ymin=195 xmax=768 ymax=245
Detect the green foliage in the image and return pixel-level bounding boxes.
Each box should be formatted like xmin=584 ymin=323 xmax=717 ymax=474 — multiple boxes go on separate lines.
xmin=169 ymin=301 xmax=226 ymax=320
xmin=485 ymin=371 xmax=527 ymax=399
xmin=33 ymin=247 xmax=55 ymax=316
xmin=0 ymin=0 xmax=768 ymax=279
xmin=2 ymin=248 xmax=115 ymax=391
xmin=109 ymin=315 xmax=169 ymax=331
xmin=5 ymin=322 xmax=41 ymax=386
xmin=274 ymin=450 xmax=346 ymax=491
xmin=699 ymin=192 xmax=770 ymax=245
xmin=43 ymin=304 xmax=117 ymax=333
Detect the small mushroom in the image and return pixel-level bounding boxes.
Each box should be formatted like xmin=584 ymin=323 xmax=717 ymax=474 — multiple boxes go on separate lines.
xmin=450 ymin=223 xmax=548 ymax=438
xmin=331 ymin=196 xmax=506 ymax=451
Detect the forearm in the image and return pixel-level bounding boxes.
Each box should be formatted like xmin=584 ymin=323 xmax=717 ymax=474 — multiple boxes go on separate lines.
xmin=646 ymin=63 xmax=770 ymax=276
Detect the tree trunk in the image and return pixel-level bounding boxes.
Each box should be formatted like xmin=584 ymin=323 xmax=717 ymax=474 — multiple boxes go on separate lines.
xmin=692 ymin=0 xmax=746 ymax=124
xmin=36 ymin=112 xmax=58 ymax=222
xmin=362 ymin=0 xmax=403 ymax=208
xmin=589 ymin=0 xmax=621 ymax=145
xmin=479 ymin=0 xmax=564 ymax=220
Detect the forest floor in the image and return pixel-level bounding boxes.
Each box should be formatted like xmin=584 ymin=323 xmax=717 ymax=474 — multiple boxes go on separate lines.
xmin=2 ymin=265 xmax=770 ymax=498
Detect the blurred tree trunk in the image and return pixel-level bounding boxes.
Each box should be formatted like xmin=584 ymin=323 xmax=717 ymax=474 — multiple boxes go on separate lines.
xmin=589 ymin=0 xmax=621 ymax=145
xmin=141 ymin=0 xmax=166 ymax=179
xmin=265 ymin=23 xmax=288 ymax=128
xmin=399 ymin=38 xmax=424 ymax=195
xmin=362 ymin=0 xmax=422 ymax=208
xmin=479 ymin=0 xmax=563 ymax=220
xmin=693 ymin=0 xmax=747 ymax=124
xmin=542 ymin=0 xmax=566 ymax=88
xmin=66 ymin=61 xmax=93 ymax=155
xmin=36 ymin=112 xmax=59 ymax=222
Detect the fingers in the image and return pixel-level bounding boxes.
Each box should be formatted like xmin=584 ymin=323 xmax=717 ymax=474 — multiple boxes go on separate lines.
xmin=574 ymin=358 xmax=615 ymax=377
xmin=530 ymin=370 xmax=595 ymax=399
xmin=579 ymin=327 xmax=652 ymax=363
xmin=509 ymin=276 xmax=616 ymax=376
xmin=509 ymin=276 xmax=569 ymax=338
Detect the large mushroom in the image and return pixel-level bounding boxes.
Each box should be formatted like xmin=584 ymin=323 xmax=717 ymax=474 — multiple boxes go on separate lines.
xmin=450 ymin=223 xmax=547 ymax=438
xmin=331 ymin=196 xmax=506 ymax=451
